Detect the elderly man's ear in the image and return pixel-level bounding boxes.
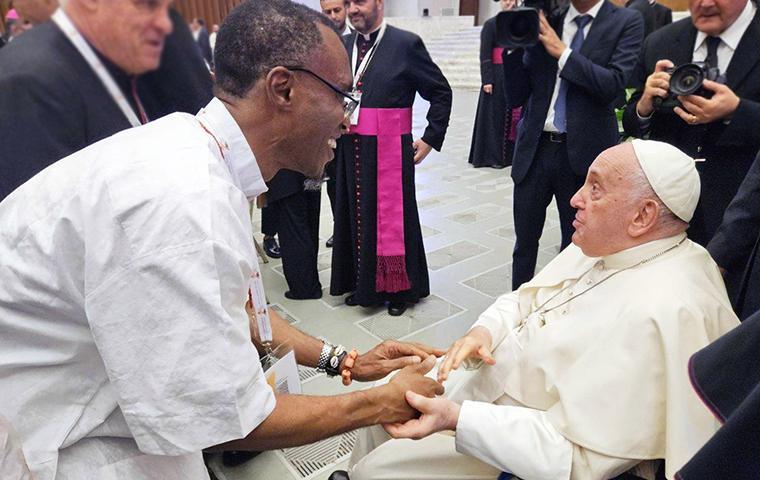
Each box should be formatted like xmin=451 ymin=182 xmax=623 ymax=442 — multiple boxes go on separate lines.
xmin=628 ymin=200 xmax=660 ymax=237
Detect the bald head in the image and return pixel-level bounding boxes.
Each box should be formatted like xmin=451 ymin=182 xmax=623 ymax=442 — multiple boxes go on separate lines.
xmin=570 ymin=142 xmax=689 ymax=257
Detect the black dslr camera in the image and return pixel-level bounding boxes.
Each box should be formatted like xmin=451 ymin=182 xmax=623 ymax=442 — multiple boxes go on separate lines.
xmin=654 ymin=62 xmax=726 ymax=112
xmin=495 ymin=0 xmax=566 ymax=49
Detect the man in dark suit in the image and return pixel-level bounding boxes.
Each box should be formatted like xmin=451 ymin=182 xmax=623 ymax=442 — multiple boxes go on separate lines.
xmin=0 ymin=0 xmax=174 ymax=200
xmin=627 ymin=0 xmax=657 ymax=37
xmin=622 ymin=0 xmax=760 ymax=247
xmin=708 ymin=152 xmax=760 ymax=320
xmin=652 ymin=0 xmax=672 ymax=30
xmin=190 ymin=17 xmax=213 ymax=67
xmin=504 ymin=0 xmax=644 ymax=289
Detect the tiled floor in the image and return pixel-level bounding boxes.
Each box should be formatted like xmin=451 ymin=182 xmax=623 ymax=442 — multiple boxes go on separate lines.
xmin=208 ymin=89 xmax=561 ymax=480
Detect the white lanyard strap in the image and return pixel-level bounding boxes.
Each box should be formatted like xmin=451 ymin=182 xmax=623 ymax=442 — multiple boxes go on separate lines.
xmin=52 ymin=9 xmax=143 ymax=128
xmin=351 ymin=21 xmax=387 ymax=89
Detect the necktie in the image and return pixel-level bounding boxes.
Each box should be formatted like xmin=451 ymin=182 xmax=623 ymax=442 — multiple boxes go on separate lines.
xmin=130 ymin=77 xmax=149 ymax=125
xmin=553 ymin=14 xmax=592 ymax=133
xmin=704 ymin=36 xmax=721 ymax=70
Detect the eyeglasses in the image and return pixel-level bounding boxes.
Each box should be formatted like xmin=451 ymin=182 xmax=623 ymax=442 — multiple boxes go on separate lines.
xmin=285 ymin=66 xmax=359 ymax=119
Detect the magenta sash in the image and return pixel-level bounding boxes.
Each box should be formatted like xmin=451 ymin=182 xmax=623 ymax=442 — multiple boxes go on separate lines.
xmin=351 ymin=107 xmax=413 ymax=293
xmin=492 ymin=47 xmax=505 ymax=65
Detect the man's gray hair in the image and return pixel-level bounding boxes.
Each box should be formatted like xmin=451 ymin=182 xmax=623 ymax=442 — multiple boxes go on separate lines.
xmin=214 ymin=0 xmax=337 ymax=98
xmin=629 ymin=162 xmax=688 ymax=231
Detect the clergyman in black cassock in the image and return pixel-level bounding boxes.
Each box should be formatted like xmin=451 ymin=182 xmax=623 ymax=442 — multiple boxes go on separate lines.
xmin=330 ymin=24 xmax=452 ymax=310
xmin=468 ymin=12 xmax=521 ymax=169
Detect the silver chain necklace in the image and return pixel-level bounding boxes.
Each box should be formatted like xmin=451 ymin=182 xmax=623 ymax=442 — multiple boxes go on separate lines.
xmin=531 ymin=237 xmax=687 ymax=326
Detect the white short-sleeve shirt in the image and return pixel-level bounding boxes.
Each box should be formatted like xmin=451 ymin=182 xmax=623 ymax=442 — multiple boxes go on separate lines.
xmin=0 ymin=98 xmax=275 ymax=480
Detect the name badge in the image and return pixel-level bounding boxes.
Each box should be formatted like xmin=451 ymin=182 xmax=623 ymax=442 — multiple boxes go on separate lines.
xmin=350 ymin=90 xmax=363 ymax=126
xmin=249 ymin=264 xmax=272 ymax=345
xmin=264 ymin=348 xmax=302 ymax=394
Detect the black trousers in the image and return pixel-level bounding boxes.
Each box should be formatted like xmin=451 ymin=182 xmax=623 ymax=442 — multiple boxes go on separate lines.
xmin=261 ymin=205 xmax=278 ymax=237
xmin=511 ymin=136 xmax=585 ymax=290
xmin=325 ymin=159 xmax=337 ymax=216
xmin=269 ymin=190 xmax=322 ymax=298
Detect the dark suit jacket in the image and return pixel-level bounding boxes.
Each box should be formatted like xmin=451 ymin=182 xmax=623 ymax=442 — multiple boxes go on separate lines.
xmin=626 ymin=0 xmax=657 ymax=38
xmin=708 ymin=152 xmax=760 ymax=320
xmin=622 ymin=13 xmax=760 ymax=244
xmin=504 ymin=0 xmax=644 ymax=184
xmin=652 ymin=2 xmax=672 ymax=30
xmin=0 ymin=21 xmax=133 ymax=200
xmin=139 ymin=8 xmax=213 ymax=119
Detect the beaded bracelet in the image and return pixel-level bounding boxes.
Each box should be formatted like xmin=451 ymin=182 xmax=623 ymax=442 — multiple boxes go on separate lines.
xmin=341 ymin=349 xmax=359 ymax=386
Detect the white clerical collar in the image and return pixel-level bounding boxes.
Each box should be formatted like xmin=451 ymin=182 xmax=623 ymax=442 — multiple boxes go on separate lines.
xmin=566 ymin=0 xmax=604 ymax=24
xmin=598 ymin=233 xmax=688 ymax=270
xmin=360 ymin=21 xmax=384 ymax=41
xmin=694 ymin=0 xmax=756 ymax=53
xmin=197 ymin=98 xmax=268 ymax=200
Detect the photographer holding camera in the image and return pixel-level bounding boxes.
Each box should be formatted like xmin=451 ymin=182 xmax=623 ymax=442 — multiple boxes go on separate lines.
xmin=623 ymin=0 xmax=760 ymax=247
xmin=502 ymin=0 xmax=644 ymax=290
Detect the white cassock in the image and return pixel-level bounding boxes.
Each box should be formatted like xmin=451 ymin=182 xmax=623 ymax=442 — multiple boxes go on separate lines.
xmin=350 ymin=235 xmax=739 ymax=480
xmin=0 ymin=98 xmax=276 ymax=480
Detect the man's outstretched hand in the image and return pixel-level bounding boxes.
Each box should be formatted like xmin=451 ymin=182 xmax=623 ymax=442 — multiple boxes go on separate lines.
xmin=350 ymin=340 xmax=446 ymax=382
xmin=375 ymin=355 xmax=445 ymax=424
xmin=383 ymin=391 xmax=461 ymax=439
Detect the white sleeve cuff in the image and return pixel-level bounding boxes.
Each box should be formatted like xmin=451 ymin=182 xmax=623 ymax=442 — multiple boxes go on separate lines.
xmin=558 ymin=48 xmax=573 ymax=71
xmin=471 ymin=292 xmax=522 ymax=347
xmin=455 ymin=401 xmax=572 ymax=480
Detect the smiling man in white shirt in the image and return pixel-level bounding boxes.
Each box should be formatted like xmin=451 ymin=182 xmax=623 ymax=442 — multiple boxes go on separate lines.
xmin=0 ymin=1 xmax=445 ymax=479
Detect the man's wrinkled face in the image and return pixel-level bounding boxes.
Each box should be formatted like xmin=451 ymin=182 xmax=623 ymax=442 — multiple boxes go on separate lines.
xmin=690 ymin=0 xmax=746 ymax=36
xmin=94 ymin=0 xmax=173 ymax=75
xmin=290 ymin=24 xmax=351 ymax=179
xmin=321 ymin=0 xmax=348 ymax=30
xmin=347 ymin=0 xmax=382 ymax=34
xmin=570 ymin=147 xmax=639 ymax=257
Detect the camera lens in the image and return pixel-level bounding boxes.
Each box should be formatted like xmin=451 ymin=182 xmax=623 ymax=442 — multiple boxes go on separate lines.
xmin=670 ymin=64 xmax=705 ymax=96
xmin=510 ymin=16 xmax=533 ymax=41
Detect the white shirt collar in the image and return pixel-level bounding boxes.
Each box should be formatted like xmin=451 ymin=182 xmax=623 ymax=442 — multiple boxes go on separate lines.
xmin=360 ymin=20 xmax=384 ymax=41
xmin=197 ymin=98 xmax=268 ymax=200
xmin=342 ymin=23 xmax=353 ymax=36
xmin=598 ymin=233 xmax=687 ymax=270
xmin=694 ymin=0 xmax=756 ymax=53
xmin=566 ymin=0 xmax=605 ymax=24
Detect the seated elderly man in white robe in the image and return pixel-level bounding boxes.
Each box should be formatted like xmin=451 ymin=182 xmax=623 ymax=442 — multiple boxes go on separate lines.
xmin=342 ymin=140 xmax=740 ymax=480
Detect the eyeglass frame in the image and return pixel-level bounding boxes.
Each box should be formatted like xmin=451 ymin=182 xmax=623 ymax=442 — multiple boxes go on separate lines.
xmin=283 ymin=66 xmax=360 ymax=119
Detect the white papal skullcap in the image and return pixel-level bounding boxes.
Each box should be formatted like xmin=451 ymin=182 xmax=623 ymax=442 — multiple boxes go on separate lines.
xmin=631 ymin=139 xmax=700 ymax=222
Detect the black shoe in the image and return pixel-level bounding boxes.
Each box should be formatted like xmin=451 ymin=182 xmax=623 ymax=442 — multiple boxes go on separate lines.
xmin=326 ymin=235 xmax=334 ymax=248
xmin=284 ymin=290 xmax=322 ymax=300
xmin=388 ymin=302 xmax=407 ymax=316
xmin=328 ymin=471 xmax=349 ymax=480
xmin=344 ymin=294 xmax=358 ymax=306
xmin=222 ymin=450 xmax=261 ymax=467
xmin=263 ymin=236 xmax=281 ymax=259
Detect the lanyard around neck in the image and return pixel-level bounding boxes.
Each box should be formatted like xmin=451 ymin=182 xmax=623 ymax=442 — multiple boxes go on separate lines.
xmin=351 ymin=21 xmax=387 ymax=89
xmin=52 ymin=9 xmax=142 ymax=128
